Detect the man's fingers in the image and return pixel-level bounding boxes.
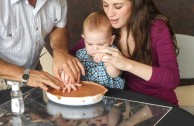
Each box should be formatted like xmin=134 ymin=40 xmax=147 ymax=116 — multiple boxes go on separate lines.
xmin=38 ymin=83 xmax=48 ymax=91
xmin=71 ymin=59 xmax=81 ymax=82
xmin=65 ymin=59 xmax=81 ymax=83
xmin=77 ymin=60 xmax=85 ymax=76
xmin=61 ymin=70 xmax=65 ymax=82
xmin=29 ymin=70 xmax=62 ymax=89
xmin=41 ymin=74 xmax=64 ymax=90
xmin=61 ymin=64 xmax=76 ymax=82
xmin=53 ymin=69 xmax=62 ymax=81
xmin=64 ymin=72 xmax=70 ymax=85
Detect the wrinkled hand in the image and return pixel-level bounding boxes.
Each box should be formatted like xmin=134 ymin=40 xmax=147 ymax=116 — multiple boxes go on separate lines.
xmin=61 ymin=70 xmax=82 ymax=92
xmin=53 ymin=50 xmax=85 ymax=84
xmin=27 ymin=70 xmax=64 ymax=91
xmin=95 ymin=47 xmax=130 ymax=71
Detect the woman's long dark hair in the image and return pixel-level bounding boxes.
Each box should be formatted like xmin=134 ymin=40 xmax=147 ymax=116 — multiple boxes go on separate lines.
xmin=112 ymin=0 xmax=179 ymax=65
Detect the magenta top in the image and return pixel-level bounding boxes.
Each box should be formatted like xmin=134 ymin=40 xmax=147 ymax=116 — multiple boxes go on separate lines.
xmin=69 ymin=19 xmax=180 ymax=105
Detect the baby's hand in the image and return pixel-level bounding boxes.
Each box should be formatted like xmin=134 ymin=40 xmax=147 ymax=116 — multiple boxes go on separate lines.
xmin=92 ymin=53 xmax=105 ymax=63
xmin=62 ymin=83 xmax=82 ymax=92
xmin=61 ymin=70 xmax=82 ymax=92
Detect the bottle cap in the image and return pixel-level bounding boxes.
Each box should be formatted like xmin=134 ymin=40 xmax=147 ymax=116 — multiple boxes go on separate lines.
xmin=7 ymin=81 xmax=14 ymax=85
xmin=12 ymin=82 xmax=20 ymax=91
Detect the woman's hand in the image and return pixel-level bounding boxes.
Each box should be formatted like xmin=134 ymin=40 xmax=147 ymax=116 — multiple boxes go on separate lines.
xmin=95 ymin=47 xmax=131 ymax=71
xmin=95 ymin=47 xmax=153 ymax=81
xmin=92 ymin=52 xmax=105 ymax=63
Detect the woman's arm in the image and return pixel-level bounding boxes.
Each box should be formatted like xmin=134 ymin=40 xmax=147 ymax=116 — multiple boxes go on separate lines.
xmin=94 ymin=47 xmax=153 ymax=81
xmin=148 ymin=20 xmax=180 ymax=89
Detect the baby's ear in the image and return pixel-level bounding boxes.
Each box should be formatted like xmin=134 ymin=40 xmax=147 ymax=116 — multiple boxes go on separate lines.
xmin=110 ymin=35 xmax=116 ymax=45
xmin=81 ymin=34 xmax=85 ymax=39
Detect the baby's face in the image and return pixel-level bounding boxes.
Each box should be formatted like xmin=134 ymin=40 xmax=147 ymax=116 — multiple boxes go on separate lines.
xmin=83 ymin=30 xmax=113 ymax=56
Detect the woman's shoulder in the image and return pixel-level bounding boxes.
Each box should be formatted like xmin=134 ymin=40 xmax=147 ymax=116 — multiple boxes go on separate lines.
xmin=149 ymin=19 xmax=174 ymax=51
xmin=150 ymin=19 xmax=171 ymax=38
xmin=150 ymin=19 xmax=169 ymax=30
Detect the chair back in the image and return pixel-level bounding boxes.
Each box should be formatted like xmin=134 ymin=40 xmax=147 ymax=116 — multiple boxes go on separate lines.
xmin=176 ymin=34 xmax=194 ymax=78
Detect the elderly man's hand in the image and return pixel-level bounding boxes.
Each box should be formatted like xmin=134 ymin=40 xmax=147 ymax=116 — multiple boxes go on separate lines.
xmin=53 ymin=50 xmax=85 ymax=84
xmin=27 ymin=70 xmax=64 ymax=91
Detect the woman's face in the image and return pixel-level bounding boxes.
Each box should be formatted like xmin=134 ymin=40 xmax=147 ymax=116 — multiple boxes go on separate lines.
xmin=102 ymin=0 xmax=132 ymax=29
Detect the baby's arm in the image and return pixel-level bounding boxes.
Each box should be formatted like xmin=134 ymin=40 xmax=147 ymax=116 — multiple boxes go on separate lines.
xmin=93 ymin=53 xmax=121 ymax=78
xmin=104 ymin=62 xmax=121 ymax=78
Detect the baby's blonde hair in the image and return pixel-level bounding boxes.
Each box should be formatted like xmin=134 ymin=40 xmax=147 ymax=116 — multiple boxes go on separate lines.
xmin=83 ymin=12 xmax=112 ymax=36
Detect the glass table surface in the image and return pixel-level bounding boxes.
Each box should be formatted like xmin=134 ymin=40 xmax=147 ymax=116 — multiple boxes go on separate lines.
xmin=0 ymin=88 xmax=171 ymax=126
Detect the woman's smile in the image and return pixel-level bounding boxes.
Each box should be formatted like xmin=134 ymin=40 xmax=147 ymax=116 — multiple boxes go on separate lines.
xmin=109 ymin=18 xmax=119 ymax=24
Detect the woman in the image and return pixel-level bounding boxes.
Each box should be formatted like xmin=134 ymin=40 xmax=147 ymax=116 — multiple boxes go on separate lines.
xmin=70 ymin=0 xmax=180 ymax=105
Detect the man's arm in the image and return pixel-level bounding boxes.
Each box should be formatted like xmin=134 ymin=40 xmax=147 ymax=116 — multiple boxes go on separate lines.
xmin=0 ymin=59 xmax=24 ymax=81
xmin=50 ymin=26 xmax=85 ymax=84
xmin=0 ymin=59 xmax=63 ymax=90
xmin=50 ymin=26 xmax=68 ymax=52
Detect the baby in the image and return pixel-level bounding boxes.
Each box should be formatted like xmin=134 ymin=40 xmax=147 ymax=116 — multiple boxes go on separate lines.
xmin=61 ymin=12 xmax=125 ymax=92
xmin=76 ymin=12 xmax=125 ymax=89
